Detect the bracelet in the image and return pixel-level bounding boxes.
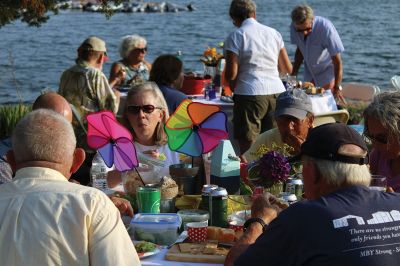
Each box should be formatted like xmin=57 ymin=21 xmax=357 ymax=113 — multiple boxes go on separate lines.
xmin=243 ymin=217 xmax=267 ymax=232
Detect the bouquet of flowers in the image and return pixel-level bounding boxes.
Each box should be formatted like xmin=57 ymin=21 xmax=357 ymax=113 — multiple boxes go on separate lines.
xmin=246 ymin=143 xmax=294 ymax=195
xmin=200 ymin=46 xmax=223 ymax=67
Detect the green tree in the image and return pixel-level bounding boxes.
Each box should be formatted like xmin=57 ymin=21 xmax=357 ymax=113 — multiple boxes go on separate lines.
xmin=0 ymin=0 xmax=123 ymax=28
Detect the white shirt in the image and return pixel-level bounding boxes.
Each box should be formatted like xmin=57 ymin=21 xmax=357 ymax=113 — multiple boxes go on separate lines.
xmin=0 ymin=167 xmax=140 ymax=266
xmin=224 ymin=18 xmax=286 ymax=95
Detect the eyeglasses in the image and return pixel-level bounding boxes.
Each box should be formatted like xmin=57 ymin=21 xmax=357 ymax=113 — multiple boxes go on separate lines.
xmin=134 ymin=47 xmax=147 ymax=53
xmin=127 ymin=105 xmax=162 ymax=114
xmin=363 ymin=132 xmax=388 ymax=145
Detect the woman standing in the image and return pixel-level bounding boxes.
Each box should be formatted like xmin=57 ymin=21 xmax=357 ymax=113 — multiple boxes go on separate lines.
xmin=109 ymin=35 xmax=152 ymax=88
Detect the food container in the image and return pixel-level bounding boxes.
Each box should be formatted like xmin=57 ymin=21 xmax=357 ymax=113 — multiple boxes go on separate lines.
xmin=181 ymin=76 xmax=212 ymax=95
xmin=130 ymin=213 xmax=182 ymax=246
xmin=177 ymin=209 xmax=209 ymax=231
xmin=187 ymin=222 xmax=208 ymax=242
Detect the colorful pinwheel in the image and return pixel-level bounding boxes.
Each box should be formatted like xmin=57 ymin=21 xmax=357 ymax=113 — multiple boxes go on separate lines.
xmin=86 ymin=111 xmax=138 ymax=171
xmin=165 ymin=99 xmax=228 ymax=157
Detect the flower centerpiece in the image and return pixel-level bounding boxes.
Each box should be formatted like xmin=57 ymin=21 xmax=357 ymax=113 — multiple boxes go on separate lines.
xmin=247 ymin=143 xmax=294 ymax=196
xmin=200 ymin=45 xmax=224 ymax=79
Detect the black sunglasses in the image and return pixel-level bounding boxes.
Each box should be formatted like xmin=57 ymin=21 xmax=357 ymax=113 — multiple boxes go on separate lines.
xmin=363 ymin=132 xmax=388 ymax=145
xmin=134 ymin=47 xmax=147 ymax=53
xmin=127 ymin=104 xmax=162 ymax=114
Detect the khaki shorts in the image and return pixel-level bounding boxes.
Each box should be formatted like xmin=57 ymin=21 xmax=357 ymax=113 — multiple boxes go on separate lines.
xmin=233 ymin=94 xmax=280 ymax=142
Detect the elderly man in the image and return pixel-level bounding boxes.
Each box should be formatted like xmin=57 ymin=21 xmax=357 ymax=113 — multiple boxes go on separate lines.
xmin=0 ymin=109 xmax=140 ymax=265
xmin=243 ymin=89 xmax=314 ymax=162
xmin=290 ymin=5 xmax=345 ymax=102
xmin=226 ymin=123 xmax=400 ymax=265
xmin=224 ymin=0 xmax=292 ymax=155
xmin=59 ymin=36 xmax=123 ymax=185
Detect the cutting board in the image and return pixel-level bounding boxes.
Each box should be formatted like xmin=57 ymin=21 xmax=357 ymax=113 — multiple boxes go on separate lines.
xmin=165 ymin=243 xmax=227 ymax=264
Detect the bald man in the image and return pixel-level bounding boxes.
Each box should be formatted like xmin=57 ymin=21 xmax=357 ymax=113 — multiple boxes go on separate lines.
xmin=32 ymin=92 xmax=73 ymax=122
xmin=1 ymin=92 xmax=73 ymax=183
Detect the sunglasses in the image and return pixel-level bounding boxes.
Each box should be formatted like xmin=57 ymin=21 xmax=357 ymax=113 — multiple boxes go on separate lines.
xmin=127 ymin=104 xmax=162 ymax=114
xmin=363 ymin=132 xmax=388 ymax=145
xmin=134 ymin=47 xmax=147 ymax=53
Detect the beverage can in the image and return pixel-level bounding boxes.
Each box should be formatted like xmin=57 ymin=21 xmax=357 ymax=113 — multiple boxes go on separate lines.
xmin=200 ymin=185 xmax=228 ymax=227
xmin=136 ymin=186 xmax=161 ymax=213
xmin=279 ymin=192 xmax=297 ymax=204
xmin=286 ymin=178 xmax=304 ymax=198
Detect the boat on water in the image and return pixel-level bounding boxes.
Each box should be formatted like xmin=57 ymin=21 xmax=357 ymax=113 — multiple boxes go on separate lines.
xmin=56 ymin=0 xmax=195 ymax=13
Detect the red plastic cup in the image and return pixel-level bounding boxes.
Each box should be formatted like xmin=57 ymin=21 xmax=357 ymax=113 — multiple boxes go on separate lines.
xmin=229 ymin=220 xmax=244 ymax=232
xmin=187 ymin=222 xmax=208 ymax=242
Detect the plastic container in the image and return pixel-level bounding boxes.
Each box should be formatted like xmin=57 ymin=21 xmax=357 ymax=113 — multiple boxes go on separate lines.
xmin=181 ymin=76 xmax=212 ymax=95
xmin=130 ymin=213 xmax=182 ymax=246
xmin=90 ymin=152 xmax=112 ymax=190
xmin=177 ymin=209 xmax=209 ymax=231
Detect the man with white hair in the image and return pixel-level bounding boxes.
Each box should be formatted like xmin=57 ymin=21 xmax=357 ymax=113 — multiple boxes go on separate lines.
xmin=226 ymin=123 xmax=400 ymax=265
xmin=0 ymin=110 xmax=140 ymax=266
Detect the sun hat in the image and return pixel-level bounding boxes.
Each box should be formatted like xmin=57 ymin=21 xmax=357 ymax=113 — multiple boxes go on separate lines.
xmin=274 ymin=89 xmax=313 ymax=120
xmin=299 ymin=123 xmax=368 ymax=165
xmin=79 ymin=36 xmax=107 ymax=55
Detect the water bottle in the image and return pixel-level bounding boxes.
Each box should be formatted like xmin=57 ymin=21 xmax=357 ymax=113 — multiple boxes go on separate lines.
xmin=90 ymin=152 xmax=109 ymax=190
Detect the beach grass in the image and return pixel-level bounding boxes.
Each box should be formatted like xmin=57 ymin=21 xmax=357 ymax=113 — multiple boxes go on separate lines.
xmin=0 ymin=104 xmax=32 ymax=139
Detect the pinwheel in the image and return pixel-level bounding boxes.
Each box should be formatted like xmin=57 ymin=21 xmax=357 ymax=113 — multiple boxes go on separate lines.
xmin=86 ymin=111 xmax=138 ymax=172
xmin=165 ymin=99 xmax=228 ymax=157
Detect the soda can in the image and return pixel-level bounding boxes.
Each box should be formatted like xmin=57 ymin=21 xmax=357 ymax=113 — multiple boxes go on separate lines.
xmin=286 ymin=178 xmax=304 ymax=199
xmin=201 ymin=184 xmax=218 ymax=195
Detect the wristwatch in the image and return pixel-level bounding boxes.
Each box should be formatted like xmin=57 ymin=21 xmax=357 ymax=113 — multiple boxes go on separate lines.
xmin=243 ymin=217 xmax=268 ymax=232
xmin=334 ymin=84 xmax=343 ymax=91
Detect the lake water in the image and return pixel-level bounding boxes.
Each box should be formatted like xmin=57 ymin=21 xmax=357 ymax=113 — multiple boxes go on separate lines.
xmin=0 ymin=0 xmax=399 ymax=104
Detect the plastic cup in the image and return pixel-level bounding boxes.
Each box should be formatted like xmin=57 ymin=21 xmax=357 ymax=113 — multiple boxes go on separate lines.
xmin=370 ymin=175 xmax=387 ymax=192
xmin=187 ymin=222 xmax=208 ymax=243
xmin=136 ymin=186 xmax=161 ymax=213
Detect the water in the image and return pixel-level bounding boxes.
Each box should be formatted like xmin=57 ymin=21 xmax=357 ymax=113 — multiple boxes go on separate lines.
xmin=0 ymin=0 xmax=399 ymax=104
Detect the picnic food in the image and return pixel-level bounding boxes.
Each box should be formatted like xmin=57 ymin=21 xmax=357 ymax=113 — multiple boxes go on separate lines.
xmin=206 ymin=226 xmax=236 ymax=242
xmin=160 ymin=176 xmax=179 ymax=199
xmin=134 ymin=241 xmax=157 ymax=253
xmin=178 ymin=242 xmax=229 ymax=256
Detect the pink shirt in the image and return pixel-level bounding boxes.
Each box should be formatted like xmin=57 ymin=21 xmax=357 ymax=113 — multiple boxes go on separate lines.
xmin=370 ymin=148 xmax=400 ymax=192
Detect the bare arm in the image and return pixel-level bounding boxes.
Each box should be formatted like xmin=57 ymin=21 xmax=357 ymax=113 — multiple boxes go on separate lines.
xmin=109 ymin=63 xmax=125 ymax=88
xmin=224 ymin=50 xmax=239 ymax=92
xmin=331 ymin=53 xmax=343 ymax=88
xmin=291 ymin=47 xmax=304 ymax=76
xmin=224 ymin=195 xmax=279 ymax=266
xmin=278 ymin=47 xmax=293 ymax=75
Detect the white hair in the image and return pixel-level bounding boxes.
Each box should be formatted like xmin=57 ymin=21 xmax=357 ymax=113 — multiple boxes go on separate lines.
xmin=12 ymin=109 xmax=76 ymax=165
xmin=303 ymin=155 xmax=371 ymax=187
xmin=119 ymin=34 xmax=147 ymax=59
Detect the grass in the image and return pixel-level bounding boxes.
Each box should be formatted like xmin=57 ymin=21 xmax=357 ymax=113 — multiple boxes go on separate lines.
xmin=0 ymin=104 xmax=32 ymax=139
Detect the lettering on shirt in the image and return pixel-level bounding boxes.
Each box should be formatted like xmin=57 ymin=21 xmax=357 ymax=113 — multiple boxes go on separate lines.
xmin=332 ymin=209 xmax=400 ymax=258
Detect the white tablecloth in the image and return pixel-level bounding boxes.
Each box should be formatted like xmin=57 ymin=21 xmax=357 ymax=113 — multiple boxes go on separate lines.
xmin=140 ymin=248 xmax=223 ymax=266
xmin=309 ymin=90 xmax=338 ymax=115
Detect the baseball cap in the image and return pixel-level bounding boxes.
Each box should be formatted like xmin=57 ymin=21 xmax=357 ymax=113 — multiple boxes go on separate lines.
xmin=275 ymin=89 xmax=313 ymax=120
xmin=79 ymin=36 xmax=107 ymax=55
xmin=299 ymin=123 xmax=368 ymax=165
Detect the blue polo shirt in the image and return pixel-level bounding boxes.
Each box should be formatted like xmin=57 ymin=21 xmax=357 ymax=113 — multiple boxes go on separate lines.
xmin=290 ymin=16 xmax=344 ymax=87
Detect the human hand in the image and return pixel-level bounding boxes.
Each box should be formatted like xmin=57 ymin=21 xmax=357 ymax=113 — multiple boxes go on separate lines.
xmin=333 ymin=89 xmax=347 ymax=106
xmin=251 ymin=193 xmax=281 ymax=224
xmin=386 ymin=186 xmax=395 ymax=193
xmin=109 ymin=196 xmax=134 ymax=217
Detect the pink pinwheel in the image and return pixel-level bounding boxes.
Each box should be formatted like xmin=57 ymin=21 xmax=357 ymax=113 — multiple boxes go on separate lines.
xmin=86 ymin=111 xmax=138 ymax=172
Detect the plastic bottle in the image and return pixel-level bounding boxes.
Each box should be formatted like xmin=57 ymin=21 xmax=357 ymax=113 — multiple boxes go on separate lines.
xmin=90 ymin=152 xmax=110 ymax=190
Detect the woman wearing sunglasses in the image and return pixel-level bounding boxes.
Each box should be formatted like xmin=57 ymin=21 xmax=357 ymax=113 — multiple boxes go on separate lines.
xmin=363 ymin=92 xmax=400 ymax=192
xmin=109 ymin=34 xmax=152 ymax=88
xmin=108 ymin=82 xmax=180 ymax=188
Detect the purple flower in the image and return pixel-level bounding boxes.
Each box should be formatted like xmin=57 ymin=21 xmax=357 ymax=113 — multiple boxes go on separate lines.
xmin=258 ymin=151 xmax=290 ymax=183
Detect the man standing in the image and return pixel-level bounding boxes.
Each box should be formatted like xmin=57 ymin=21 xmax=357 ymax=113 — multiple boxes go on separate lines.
xmin=224 ymin=0 xmax=292 ymax=155
xmin=290 ymin=5 xmax=345 ymax=101
xmin=0 ymin=109 xmax=139 ymax=265
xmin=226 ymin=123 xmax=400 ymax=265
xmin=59 ymin=36 xmax=122 ymax=185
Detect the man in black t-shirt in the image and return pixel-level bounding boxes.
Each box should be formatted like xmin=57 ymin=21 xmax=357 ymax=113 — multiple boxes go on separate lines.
xmin=226 ymin=123 xmax=400 ymax=266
